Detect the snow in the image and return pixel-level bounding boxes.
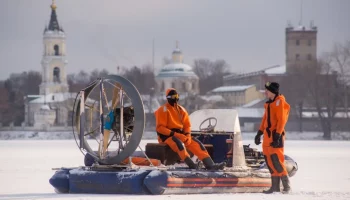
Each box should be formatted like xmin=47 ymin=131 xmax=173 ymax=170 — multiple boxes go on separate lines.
xmin=40 ymin=104 xmax=51 ymax=110
xmin=235 ymin=107 xmax=265 ymax=118
xmin=200 ymin=95 xmax=226 ymax=102
xmin=0 ymin=139 xmax=349 ymax=199
xmin=264 ymin=65 xmax=286 ymax=75
xmin=29 ymin=93 xmax=76 ymax=103
xmin=211 ymin=85 xmax=254 ymax=93
xmin=242 ymin=99 xmax=264 ymax=108
xmin=302 ymin=111 xmax=350 ymax=118
xmin=1 ymin=131 xmax=349 ymax=140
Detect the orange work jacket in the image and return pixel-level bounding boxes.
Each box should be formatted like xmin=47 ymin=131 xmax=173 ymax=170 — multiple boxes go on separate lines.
xmin=259 ymin=94 xmax=290 ymax=146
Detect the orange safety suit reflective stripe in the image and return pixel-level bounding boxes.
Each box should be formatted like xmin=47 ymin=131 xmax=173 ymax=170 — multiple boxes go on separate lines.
xmin=154 ymin=102 xmax=210 ymax=161
xmin=259 ymin=95 xmax=290 ymax=176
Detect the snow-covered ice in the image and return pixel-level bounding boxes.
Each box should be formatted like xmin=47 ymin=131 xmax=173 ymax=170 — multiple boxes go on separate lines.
xmin=0 ymin=138 xmax=349 ymax=199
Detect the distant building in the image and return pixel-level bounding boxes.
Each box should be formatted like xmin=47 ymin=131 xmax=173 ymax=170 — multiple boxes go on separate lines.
xmin=285 ymin=22 xmax=318 ymax=73
xmin=24 ymin=1 xmax=74 ymax=127
xmin=207 ymin=85 xmax=264 ymax=107
xmin=223 ymin=21 xmax=318 ymax=91
xmin=155 ymin=42 xmax=199 ymax=95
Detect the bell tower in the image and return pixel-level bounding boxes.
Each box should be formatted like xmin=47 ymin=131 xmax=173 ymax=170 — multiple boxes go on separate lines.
xmin=39 ymin=0 xmax=69 ymax=95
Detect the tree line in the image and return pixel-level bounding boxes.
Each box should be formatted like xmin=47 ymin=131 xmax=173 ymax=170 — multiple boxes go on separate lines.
xmin=0 ymin=59 xmax=230 ymax=126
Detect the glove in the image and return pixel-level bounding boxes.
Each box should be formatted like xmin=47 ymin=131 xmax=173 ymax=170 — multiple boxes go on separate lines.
xmin=174 ymin=132 xmax=189 ymax=144
xmin=104 ymin=110 xmax=115 ymax=130
xmin=254 ymin=130 xmax=263 ymax=145
xmin=270 ymin=132 xmax=282 ymax=148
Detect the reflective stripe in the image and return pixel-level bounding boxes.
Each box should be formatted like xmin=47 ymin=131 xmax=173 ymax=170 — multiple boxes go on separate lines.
xmin=172 ymin=136 xmax=184 ymax=151
xmin=264 ymin=155 xmax=274 ymax=174
xmin=271 ymin=153 xmax=283 ymax=173
xmin=193 ymin=137 xmax=206 ymax=151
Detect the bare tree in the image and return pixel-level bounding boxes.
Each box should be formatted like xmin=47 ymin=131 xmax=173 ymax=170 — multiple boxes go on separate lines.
xmin=307 ymin=58 xmax=341 ymax=140
xmin=122 ymin=65 xmax=156 ymax=94
xmin=192 ymin=59 xmax=230 ymax=94
xmin=329 ymin=41 xmax=350 ymax=118
xmin=1 ymin=71 xmax=42 ymax=125
xmin=0 ymin=82 xmax=10 ymax=125
xmin=281 ymin=71 xmax=309 ymax=132
xmin=89 ymin=69 xmax=110 ymax=83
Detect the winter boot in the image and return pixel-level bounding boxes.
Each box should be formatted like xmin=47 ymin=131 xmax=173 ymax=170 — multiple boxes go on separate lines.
xmin=202 ymin=157 xmax=226 ymax=170
xmin=184 ymin=157 xmax=197 ymax=169
xmin=281 ymin=175 xmax=291 ymax=194
xmin=263 ymin=176 xmax=280 ymax=194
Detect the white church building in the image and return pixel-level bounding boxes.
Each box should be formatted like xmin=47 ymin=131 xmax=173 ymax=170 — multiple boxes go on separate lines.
xmin=24 ymin=1 xmax=74 ymax=128
xmin=155 ymin=42 xmax=199 ymax=96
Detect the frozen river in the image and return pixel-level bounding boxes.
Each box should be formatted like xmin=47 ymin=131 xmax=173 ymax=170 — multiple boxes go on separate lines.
xmin=0 ymin=139 xmax=349 ymax=200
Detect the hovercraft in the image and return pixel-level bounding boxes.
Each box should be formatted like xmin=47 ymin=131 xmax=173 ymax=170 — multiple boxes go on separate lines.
xmin=49 ymin=75 xmax=298 ymax=195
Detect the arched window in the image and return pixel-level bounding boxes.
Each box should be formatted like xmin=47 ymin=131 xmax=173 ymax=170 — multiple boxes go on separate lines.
xmin=53 ymin=67 xmax=60 ymax=82
xmin=54 ymin=45 xmax=59 ymax=56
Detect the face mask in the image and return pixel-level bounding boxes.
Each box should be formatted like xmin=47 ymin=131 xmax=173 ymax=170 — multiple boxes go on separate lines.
xmin=167 ymin=98 xmax=179 ymax=105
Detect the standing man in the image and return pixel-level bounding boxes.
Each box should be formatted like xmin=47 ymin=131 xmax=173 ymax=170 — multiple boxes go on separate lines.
xmin=254 ymin=82 xmax=291 ymax=194
xmin=154 ymin=88 xmax=226 ymax=170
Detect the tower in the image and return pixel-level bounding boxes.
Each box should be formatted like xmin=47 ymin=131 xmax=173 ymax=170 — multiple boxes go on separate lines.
xmin=285 ymin=21 xmax=317 ymax=73
xmin=172 ymin=41 xmax=184 ymax=63
xmin=39 ymin=0 xmax=69 ymax=95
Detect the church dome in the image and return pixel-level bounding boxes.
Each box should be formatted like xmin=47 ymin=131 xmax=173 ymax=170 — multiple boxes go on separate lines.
xmin=156 ymin=42 xmax=198 ymax=79
xmin=157 ymin=63 xmax=197 ymax=78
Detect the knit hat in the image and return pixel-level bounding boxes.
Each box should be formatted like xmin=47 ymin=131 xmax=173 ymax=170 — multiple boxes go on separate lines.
xmin=165 ymin=88 xmax=179 ymax=99
xmin=265 ymin=82 xmax=279 ymax=94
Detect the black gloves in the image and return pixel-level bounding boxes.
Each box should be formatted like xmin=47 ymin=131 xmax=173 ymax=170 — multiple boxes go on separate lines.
xmin=270 ymin=132 xmax=282 ymax=148
xmin=254 ymin=130 xmax=263 ymax=145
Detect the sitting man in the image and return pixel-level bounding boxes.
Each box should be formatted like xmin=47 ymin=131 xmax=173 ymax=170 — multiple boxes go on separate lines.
xmin=154 ymin=88 xmax=226 ymax=170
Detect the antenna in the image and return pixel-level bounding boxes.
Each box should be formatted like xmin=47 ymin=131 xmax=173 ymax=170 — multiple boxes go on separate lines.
xmin=152 ymin=38 xmax=155 ymax=72
xmin=299 ymin=0 xmax=303 ymax=26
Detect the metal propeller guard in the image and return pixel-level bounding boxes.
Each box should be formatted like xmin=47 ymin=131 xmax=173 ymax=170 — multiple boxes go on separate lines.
xmin=73 ymin=74 xmax=145 ymax=165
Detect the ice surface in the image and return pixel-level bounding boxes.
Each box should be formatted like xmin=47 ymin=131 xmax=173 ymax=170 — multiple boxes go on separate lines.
xmin=0 ymin=139 xmax=349 ymax=199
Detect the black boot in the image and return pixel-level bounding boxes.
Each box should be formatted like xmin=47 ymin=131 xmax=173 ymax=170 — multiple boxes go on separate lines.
xmin=202 ymin=157 xmax=226 ymax=170
xmin=263 ymin=176 xmax=280 ymax=194
xmin=281 ymin=175 xmax=291 ymax=194
xmin=184 ymin=157 xmax=197 ymax=169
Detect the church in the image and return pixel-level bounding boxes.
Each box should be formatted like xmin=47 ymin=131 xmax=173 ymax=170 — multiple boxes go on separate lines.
xmin=24 ymin=1 xmax=74 ymax=128
xmin=155 ymin=42 xmax=199 ymax=97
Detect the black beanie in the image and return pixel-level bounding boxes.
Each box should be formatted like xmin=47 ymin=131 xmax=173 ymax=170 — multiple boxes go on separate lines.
xmin=265 ymin=82 xmax=279 ymax=94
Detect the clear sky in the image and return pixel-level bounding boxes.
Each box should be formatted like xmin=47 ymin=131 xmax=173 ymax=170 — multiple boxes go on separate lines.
xmin=0 ymin=0 xmax=349 ymax=80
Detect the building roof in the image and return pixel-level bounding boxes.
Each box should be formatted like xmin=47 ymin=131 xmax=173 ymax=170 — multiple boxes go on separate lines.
xmin=156 ymin=42 xmax=198 ymax=79
xmin=210 ymin=85 xmax=255 ymax=93
xmin=242 ymin=98 xmax=265 ymax=108
xmin=264 ymin=65 xmax=286 ymax=75
xmin=286 ymin=25 xmax=317 ymax=32
xmin=156 ymin=63 xmax=198 ymax=78
xmin=199 ymin=95 xmax=226 ymax=102
xmin=223 ymin=65 xmax=286 ymax=81
xmin=44 ymin=0 xmax=64 ymax=33
xmin=29 ymin=93 xmax=79 ymax=103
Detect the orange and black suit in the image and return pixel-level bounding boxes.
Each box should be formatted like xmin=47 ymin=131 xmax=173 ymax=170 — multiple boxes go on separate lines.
xmin=154 ymin=102 xmax=211 ymax=163
xmin=258 ymin=94 xmax=290 ymax=177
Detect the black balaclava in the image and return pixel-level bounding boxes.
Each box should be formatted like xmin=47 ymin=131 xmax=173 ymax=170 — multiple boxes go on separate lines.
xmin=166 ymin=89 xmax=179 ymax=106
